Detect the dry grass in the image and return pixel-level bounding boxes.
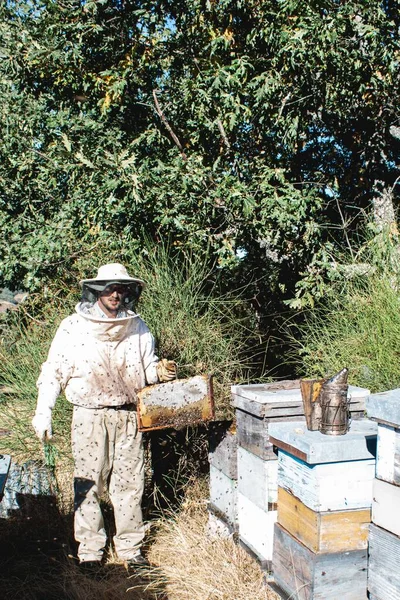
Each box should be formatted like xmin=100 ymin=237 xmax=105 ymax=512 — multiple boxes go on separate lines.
xmin=141 ymin=478 xmax=279 ymax=600
xmin=1 ymin=396 xmax=277 ymax=599
xmin=0 ymin=471 xmax=279 ymax=600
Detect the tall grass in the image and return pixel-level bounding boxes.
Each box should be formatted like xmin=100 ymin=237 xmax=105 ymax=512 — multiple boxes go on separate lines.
xmin=127 ymin=245 xmax=259 ymax=414
xmin=0 ymin=242 xmax=260 ymax=468
xmin=0 ymin=316 xmax=73 ymax=465
xmin=289 ymin=275 xmax=400 ymax=393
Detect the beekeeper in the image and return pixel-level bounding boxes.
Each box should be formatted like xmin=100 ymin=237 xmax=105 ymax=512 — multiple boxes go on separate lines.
xmin=31 ymin=263 xmax=176 ymax=573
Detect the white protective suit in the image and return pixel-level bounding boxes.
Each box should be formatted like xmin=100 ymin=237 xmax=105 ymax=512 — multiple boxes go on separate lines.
xmin=36 ymin=302 xmax=159 ymax=562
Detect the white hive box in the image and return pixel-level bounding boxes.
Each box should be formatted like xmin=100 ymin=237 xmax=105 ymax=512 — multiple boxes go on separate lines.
xmin=372 ymin=477 xmax=400 ymax=537
xmin=209 ymin=464 xmax=237 ymax=527
xmin=367 ymin=390 xmax=400 ymax=486
xmin=366 ymin=390 xmax=400 ymax=600
xmin=376 ymin=423 xmax=400 ymax=485
xmin=237 ymin=446 xmax=278 ymax=511
xmin=207 ymin=510 xmax=234 ymax=539
xmin=237 ymin=492 xmax=277 ymax=565
xmin=269 ymin=420 xmax=377 ymax=512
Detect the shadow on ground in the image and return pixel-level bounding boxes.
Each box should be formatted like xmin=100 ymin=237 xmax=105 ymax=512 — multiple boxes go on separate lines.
xmin=0 ymin=494 xmax=166 ymax=600
xmin=0 ymin=425 xmax=214 ymax=600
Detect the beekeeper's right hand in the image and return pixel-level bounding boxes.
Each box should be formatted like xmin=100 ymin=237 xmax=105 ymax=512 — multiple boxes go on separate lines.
xmin=32 ymin=401 xmax=53 ymax=441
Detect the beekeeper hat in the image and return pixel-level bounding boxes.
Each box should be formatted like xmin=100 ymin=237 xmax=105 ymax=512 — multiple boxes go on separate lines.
xmin=80 ymin=263 xmax=146 ymax=293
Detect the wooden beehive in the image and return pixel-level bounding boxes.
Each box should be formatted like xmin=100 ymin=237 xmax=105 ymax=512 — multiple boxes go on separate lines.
xmin=278 ymin=487 xmax=370 ymax=553
xmin=137 ymin=374 xmax=214 ymax=432
xmin=270 ymin=420 xmax=376 ymax=600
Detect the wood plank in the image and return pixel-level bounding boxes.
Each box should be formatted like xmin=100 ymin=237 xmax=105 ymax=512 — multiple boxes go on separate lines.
xmin=237 ymin=492 xmax=277 ymax=562
xmin=235 ymin=409 xmax=278 ymax=460
xmin=277 ymin=487 xmax=370 ymax=553
xmin=208 ymin=425 xmax=237 ymax=480
xmin=209 ymin=464 xmax=237 ymax=526
xmin=231 ymin=383 xmax=368 ymax=418
xmin=272 ymin=523 xmax=368 ymax=600
xmin=376 ymin=423 xmax=400 ymax=486
xmin=366 ymin=388 xmax=400 ymax=427
xmin=278 ymin=450 xmax=375 ymax=511
xmin=372 ymin=477 xmax=400 ymax=536
xmin=368 ymin=523 xmax=400 ymax=600
xmin=268 ymin=420 xmax=377 ymax=464
xmin=237 ymin=447 xmax=278 ymax=510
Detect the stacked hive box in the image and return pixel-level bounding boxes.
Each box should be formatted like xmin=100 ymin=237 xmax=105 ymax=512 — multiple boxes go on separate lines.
xmin=268 ymin=420 xmax=377 ymax=600
xmin=0 ymin=454 xmax=10 ymax=503
xmin=229 ymin=381 xmax=369 ymax=568
xmin=208 ymin=423 xmax=238 ymax=536
xmin=366 ymin=389 xmax=400 ymax=600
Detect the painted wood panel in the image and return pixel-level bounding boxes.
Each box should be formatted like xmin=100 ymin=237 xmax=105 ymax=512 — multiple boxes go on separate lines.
xmin=237 ymin=447 xmax=278 ymax=510
xmin=366 ymin=388 xmax=400 ymax=427
xmin=232 ymin=383 xmax=368 ymax=418
xmin=269 ymin=420 xmax=377 ymax=464
xmin=376 ymin=423 xmax=400 ymax=486
xmin=237 ymin=492 xmax=277 ymax=562
xmin=273 ymin=524 xmax=368 ymax=600
xmin=207 ymin=510 xmax=236 ymax=539
xmin=372 ymin=477 xmax=400 ymax=536
xmin=277 ymin=487 xmax=370 ymax=553
xmin=368 ymin=523 xmax=400 ymax=600
xmin=208 ymin=427 xmax=238 ymax=480
xmin=278 ymin=450 xmax=375 ymax=511
xmin=209 ymin=464 xmax=237 ymax=526
xmin=235 ymin=408 xmax=278 ymax=460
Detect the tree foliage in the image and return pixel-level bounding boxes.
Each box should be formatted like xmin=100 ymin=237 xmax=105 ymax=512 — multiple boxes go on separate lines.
xmin=0 ymin=0 xmax=399 ymax=309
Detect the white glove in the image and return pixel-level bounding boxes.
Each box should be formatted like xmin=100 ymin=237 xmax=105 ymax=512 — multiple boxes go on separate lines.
xmin=32 ymin=407 xmax=53 ymax=441
xmin=156 ymin=359 xmax=177 ymax=382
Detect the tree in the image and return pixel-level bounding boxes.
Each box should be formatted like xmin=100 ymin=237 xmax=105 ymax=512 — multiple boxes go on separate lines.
xmin=0 ymin=0 xmax=399 ymax=310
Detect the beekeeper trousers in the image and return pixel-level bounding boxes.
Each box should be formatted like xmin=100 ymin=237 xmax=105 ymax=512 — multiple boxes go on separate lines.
xmin=71 ymin=405 xmax=145 ymax=563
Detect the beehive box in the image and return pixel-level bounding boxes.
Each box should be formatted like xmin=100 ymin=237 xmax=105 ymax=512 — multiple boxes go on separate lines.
xmin=367 ymin=390 xmax=400 ymax=485
xmin=137 ymin=375 xmax=214 ymax=431
xmin=375 ymin=423 xmax=400 ymax=485
xmin=372 ymin=477 xmax=400 ymax=537
xmin=366 ymin=390 xmax=400 ymax=600
xmin=270 ymin=420 xmax=375 ymax=600
xmin=209 ymin=465 xmax=237 ymax=527
xmin=237 ymin=447 xmax=278 ymax=511
xmin=208 ymin=425 xmax=237 ymax=480
xmin=273 ymin=524 xmax=368 ymax=600
xmin=237 ymin=492 xmax=277 ymax=565
xmin=275 ymin=449 xmax=376 ymax=512
xmin=278 ymin=487 xmax=370 ymax=553
xmin=231 ymin=381 xmax=368 ymax=459
xmin=368 ymin=523 xmax=400 ymax=600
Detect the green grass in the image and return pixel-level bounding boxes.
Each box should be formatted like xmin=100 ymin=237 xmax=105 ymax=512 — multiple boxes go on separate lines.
xmin=0 ymin=316 xmax=73 ymax=464
xmin=288 ymin=275 xmax=400 ymax=393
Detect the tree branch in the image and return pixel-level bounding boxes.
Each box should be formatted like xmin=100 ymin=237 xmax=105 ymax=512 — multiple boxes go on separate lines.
xmin=216 ymin=118 xmax=231 ymax=149
xmin=153 ymin=90 xmax=187 ymax=161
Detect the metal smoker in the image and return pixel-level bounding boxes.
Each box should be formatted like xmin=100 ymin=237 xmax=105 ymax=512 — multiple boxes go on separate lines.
xmin=300 ymin=368 xmax=350 ymax=435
